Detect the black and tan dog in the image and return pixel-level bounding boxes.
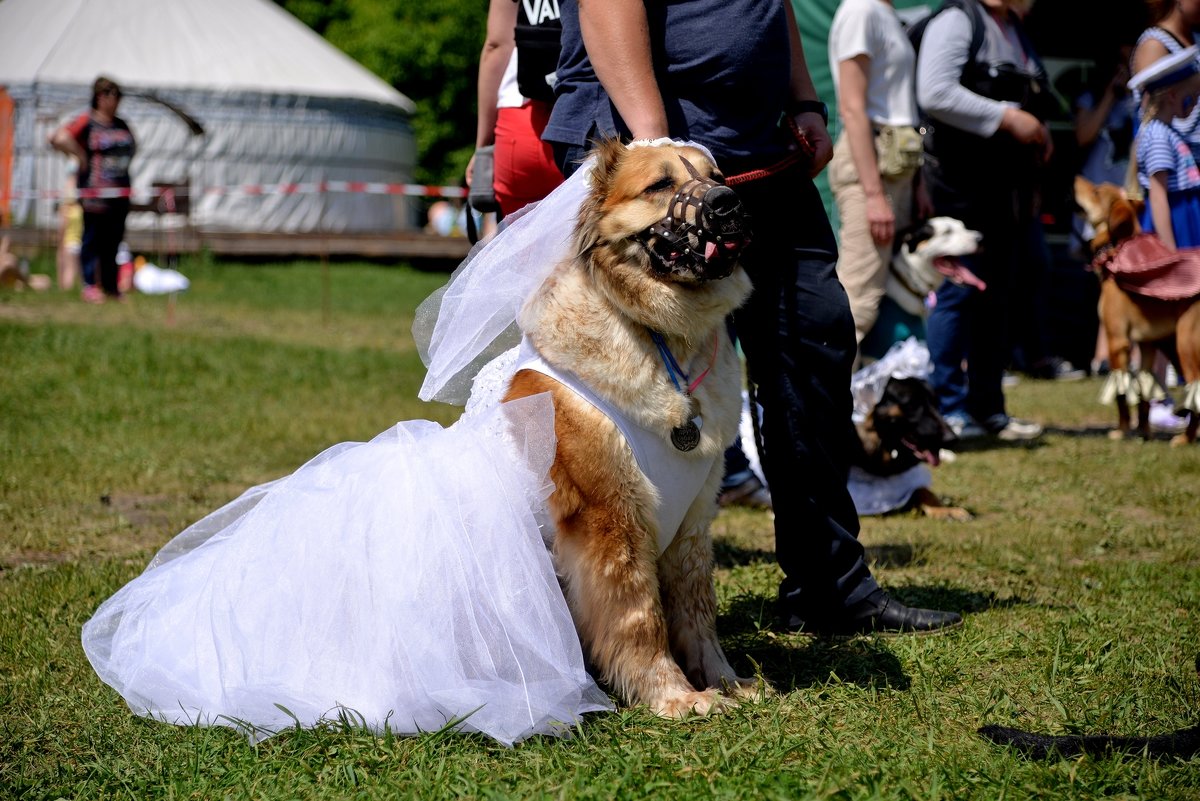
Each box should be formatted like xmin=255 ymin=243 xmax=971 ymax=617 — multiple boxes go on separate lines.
xmin=851 ymin=376 xmax=972 ymax=521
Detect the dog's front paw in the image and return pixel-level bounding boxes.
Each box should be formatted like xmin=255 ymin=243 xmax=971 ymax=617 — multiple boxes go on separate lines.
xmin=649 ymin=689 xmax=731 ymax=718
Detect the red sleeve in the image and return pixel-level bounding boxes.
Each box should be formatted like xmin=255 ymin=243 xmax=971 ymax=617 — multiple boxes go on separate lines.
xmin=66 ymin=113 xmax=90 ymax=147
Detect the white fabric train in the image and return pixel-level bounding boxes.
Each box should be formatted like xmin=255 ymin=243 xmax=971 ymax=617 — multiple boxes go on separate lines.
xmin=81 ymin=392 xmax=612 ymax=745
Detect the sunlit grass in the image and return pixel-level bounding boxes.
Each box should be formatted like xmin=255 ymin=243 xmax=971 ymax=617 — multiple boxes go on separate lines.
xmin=1 ymin=259 xmax=1197 ymax=799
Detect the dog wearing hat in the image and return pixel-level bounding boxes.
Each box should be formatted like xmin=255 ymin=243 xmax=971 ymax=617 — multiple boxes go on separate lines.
xmin=1074 ymin=46 xmax=1200 ymax=443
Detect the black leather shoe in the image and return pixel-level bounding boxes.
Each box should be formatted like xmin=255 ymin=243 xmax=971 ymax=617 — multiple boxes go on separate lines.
xmin=783 ymin=589 xmax=962 ymax=636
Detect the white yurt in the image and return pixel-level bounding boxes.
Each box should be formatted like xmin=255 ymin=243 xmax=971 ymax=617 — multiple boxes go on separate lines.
xmin=0 ymin=0 xmax=418 ymax=234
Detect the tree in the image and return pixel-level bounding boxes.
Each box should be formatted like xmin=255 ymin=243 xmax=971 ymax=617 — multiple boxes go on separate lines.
xmin=278 ymin=0 xmax=485 ymax=187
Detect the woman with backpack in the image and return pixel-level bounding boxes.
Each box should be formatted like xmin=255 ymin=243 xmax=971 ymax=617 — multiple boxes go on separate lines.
xmin=913 ymin=0 xmax=1050 ymax=441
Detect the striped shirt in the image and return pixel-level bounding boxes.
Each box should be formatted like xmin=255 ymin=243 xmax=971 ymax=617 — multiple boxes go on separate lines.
xmin=1137 ymin=118 xmax=1200 ymax=192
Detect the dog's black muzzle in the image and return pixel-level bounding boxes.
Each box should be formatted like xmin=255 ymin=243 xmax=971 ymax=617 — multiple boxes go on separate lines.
xmin=636 ymin=157 xmax=752 ymax=281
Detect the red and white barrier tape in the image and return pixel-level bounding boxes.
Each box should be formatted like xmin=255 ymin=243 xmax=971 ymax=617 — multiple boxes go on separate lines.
xmin=1 ymin=182 xmax=469 ymax=201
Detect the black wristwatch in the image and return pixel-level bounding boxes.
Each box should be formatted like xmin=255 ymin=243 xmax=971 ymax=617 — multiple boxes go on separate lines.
xmin=788 ymin=99 xmax=829 ymax=127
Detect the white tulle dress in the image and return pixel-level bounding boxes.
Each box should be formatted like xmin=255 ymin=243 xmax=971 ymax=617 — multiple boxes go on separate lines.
xmin=82 ymin=358 xmax=612 ymax=746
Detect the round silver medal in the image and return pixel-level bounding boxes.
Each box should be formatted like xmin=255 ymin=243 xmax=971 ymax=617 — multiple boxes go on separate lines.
xmin=670 ymin=418 xmax=701 ymax=451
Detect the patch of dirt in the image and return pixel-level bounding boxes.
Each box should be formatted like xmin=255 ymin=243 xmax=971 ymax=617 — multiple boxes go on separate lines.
xmin=0 ymin=492 xmax=181 ymax=574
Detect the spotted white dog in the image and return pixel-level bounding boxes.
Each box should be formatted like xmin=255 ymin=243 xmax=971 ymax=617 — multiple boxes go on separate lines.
xmin=887 ymin=217 xmax=986 ymax=317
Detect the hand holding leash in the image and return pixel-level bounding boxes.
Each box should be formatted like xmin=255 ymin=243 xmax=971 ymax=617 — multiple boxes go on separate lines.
xmin=789 ymin=112 xmax=833 ymax=177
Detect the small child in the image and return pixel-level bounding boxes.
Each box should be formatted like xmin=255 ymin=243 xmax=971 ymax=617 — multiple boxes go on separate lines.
xmin=56 ymin=165 xmax=83 ymax=290
xmin=1130 ymin=45 xmax=1200 ymax=250
xmin=1119 ymin=46 xmax=1200 ymax=429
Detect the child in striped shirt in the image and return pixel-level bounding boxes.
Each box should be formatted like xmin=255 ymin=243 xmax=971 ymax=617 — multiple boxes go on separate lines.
xmin=1133 ymin=45 xmax=1200 ymax=249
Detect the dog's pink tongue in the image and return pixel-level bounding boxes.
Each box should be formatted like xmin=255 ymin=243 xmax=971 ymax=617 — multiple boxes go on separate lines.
xmin=933 ymin=256 xmax=987 ymax=291
xmin=704 ymin=241 xmax=718 ymax=261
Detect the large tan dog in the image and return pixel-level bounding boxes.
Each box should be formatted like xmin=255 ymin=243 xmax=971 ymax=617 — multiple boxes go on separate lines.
xmin=1074 ymin=176 xmax=1200 ymax=443
xmin=504 ymin=139 xmax=758 ymax=717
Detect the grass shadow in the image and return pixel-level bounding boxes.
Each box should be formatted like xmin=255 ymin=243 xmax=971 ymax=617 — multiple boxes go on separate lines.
xmin=1043 ymin=423 xmax=1184 ymax=443
xmin=716 ymin=541 xmax=923 ymax=571
xmin=945 ymin=436 xmax=1051 ymax=454
xmin=712 ymin=540 xmax=775 ymax=569
xmin=717 ymin=585 xmax=1032 ymax=692
xmin=884 ymin=583 xmax=1028 ymax=616
xmin=864 ymin=543 xmax=918 ymax=568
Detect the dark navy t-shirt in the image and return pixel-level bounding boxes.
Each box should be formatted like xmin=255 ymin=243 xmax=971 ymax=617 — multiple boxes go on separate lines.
xmin=543 ymin=0 xmax=794 ymax=168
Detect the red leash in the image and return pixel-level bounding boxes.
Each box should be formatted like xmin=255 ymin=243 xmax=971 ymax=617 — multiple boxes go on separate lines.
xmin=726 ymin=116 xmax=816 ymax=186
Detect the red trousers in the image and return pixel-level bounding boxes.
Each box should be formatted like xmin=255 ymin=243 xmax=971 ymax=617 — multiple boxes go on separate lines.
xmin=494 ymin=101 xmax=562 ymax=216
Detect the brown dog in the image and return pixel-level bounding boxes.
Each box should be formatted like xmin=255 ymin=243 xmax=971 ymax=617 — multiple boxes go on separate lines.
xmin=1074 ymin=176 xmax=1200 ymax=444
xmin=504 ymin=139 xmax=759 ymax=717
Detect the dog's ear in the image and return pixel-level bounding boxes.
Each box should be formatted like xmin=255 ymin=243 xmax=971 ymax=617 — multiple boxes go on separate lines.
xmin=573 ymin=138 xmax=627 ymax=257
xmin=588 ymin=137 xmax=627 ymax=201
xmin=902 ymin=222 xmax=935 ymax=250
xmin=1108 ymin=198 xmax=1139 ymax=243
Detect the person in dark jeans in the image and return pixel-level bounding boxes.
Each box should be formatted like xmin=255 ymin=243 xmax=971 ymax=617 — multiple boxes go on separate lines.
xmin=50 ymin=76 xmax=136 ymax=303
xmin=544 ymin=0 xmax=960 ymax=635
xmin=915 ymin=0 xmax=1050 ymax=440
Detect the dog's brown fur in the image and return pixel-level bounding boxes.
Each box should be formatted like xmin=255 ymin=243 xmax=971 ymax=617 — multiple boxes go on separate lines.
xmin=1074 ymin=177 xmax=1200 ymax=444
xmin=503 ymin=140 xmax=758 ymax=717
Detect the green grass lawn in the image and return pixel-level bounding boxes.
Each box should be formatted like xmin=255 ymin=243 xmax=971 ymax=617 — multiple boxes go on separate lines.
xmin=1 ymin=258 xmax=1198 ymax=800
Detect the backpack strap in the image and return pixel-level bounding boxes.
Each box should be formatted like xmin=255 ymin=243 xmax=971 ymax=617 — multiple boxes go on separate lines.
xmin=909 ymin=0 xmax=985 ymax=66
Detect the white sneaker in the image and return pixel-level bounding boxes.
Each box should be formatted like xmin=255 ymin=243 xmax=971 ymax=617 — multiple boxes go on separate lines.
xmin=986 ymin=414 xmax=1044 ymax=441
xmin=1149 ymin=401 xmax=1187 ymax=433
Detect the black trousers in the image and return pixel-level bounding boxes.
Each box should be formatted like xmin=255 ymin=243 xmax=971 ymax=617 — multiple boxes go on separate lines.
xmin=554 ymin=144 xmax=876 ymax=615
xmin=81 ymin=202 xmax=129 ymax=295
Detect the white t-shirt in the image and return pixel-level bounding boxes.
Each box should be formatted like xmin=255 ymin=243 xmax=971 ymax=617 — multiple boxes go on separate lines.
xmin=828 ymin=0 xmax=918 ymax=127
xmin=497 ymin=50 xmax=525 ymax=109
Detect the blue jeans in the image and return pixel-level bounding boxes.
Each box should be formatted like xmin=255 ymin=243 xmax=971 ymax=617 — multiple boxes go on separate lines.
xmin=923 ymin=165 xmax=1026 ymax=423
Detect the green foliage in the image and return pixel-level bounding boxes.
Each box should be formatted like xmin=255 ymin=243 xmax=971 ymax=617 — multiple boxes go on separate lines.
xmin=277 ymin=0 xmax=485 ymax=187
xmin=2 ymin=259 xmax=1200 ymax=799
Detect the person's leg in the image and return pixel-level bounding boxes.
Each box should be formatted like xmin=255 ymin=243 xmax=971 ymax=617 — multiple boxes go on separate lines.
xmin=96 ymin=209 xmax=126 ymax=297
xmin=926 ymin=274 xmax=974 ymax=421
xmin=829 ymin=135 xmax=891 ymax=346
xmin=80 ymin=212 xmax=99 ymax=289
xmin=964 ymin=212 xmax=1013 ymax=425
xmin=732 ymin=174 xmax=878 ymax=614
xmin=718 ymin=318 xmax=770 ymax=507
xmin=494 ymin=101 xmax=564 ymax=215
xmin=557 ymin=145 xmax=957 ymax=632
xmin=1010 ymin=216 xmax=1052 ymax=374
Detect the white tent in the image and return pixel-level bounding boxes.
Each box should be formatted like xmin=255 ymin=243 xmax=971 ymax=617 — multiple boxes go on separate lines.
xmin=0 ymin=0 xmax=419 ymax=234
